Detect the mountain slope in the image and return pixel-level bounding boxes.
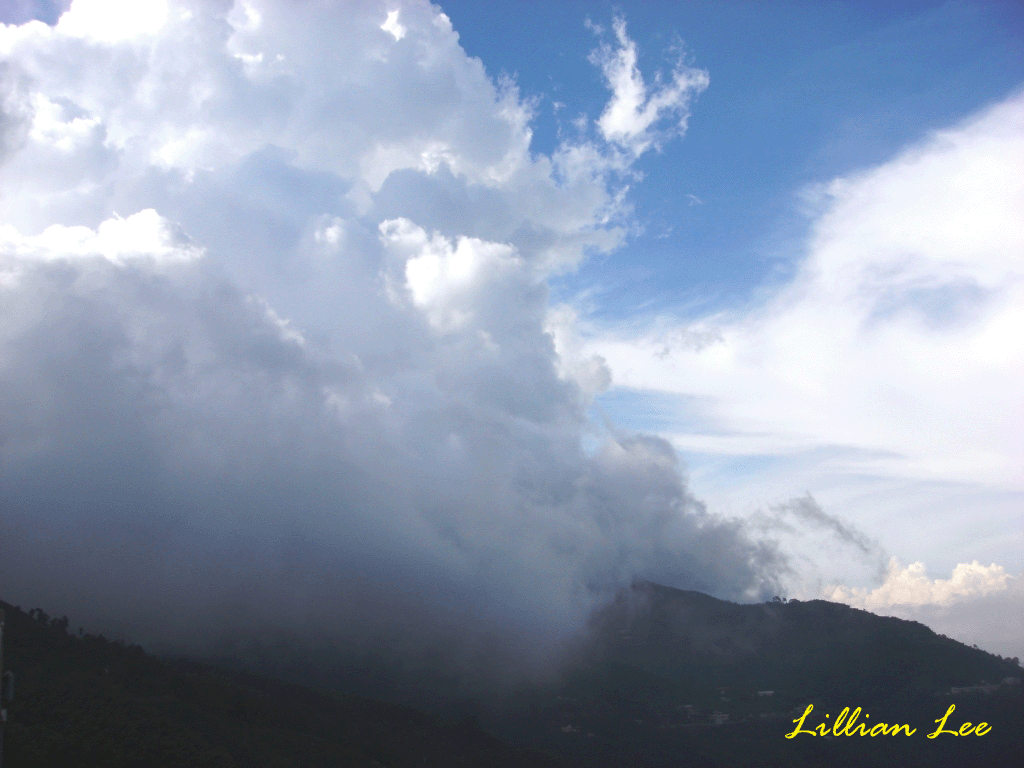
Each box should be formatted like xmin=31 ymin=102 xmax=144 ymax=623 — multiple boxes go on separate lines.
xmin=3 ymin=585 xmax=1021 ymax=768
xmin=0 ymin=599 xmax=565 ymax=768
xmin=489 ymin=582 xmax=1023 ymax=767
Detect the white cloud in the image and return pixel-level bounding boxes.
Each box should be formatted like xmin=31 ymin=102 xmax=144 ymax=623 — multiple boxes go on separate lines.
xmin=826 ymin=560 xmax=1024 ymax=660
xmin=589 ymin=17 xmax=708 ymax=156
xmin=380 ymin=9 xmax=406 ymax=41
xmin=381 ymin=217 xmax=526 ymax=334
xmin=0 ymin=209 xmax=203 ymax=266
xmin=582 ymin=91 xmax=1024 ymax=491
xmin=0 ymin=1 xmax=687 ymax=274
xmin=567 ymin=90 xmax=1024 ymax=624
xmin=546 ymin=304 xmax=612 ymax=404
xmin=827 ymin=558 xmax=1012 ymax=610
xmin=56 ymin=0 xmax=169 ymax=43
xmin=562 ymin=91 xmax=1024 ymax=665
xmin=0 ymin=0 xmax=780 ymax=675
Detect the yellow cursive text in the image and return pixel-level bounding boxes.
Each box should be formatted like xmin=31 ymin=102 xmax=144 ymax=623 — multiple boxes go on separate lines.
xmin=926 ymin=705 xmax=991 ymax=738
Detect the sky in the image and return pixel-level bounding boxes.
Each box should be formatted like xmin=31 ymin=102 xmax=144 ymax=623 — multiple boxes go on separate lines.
xmin=0 ymin=0 xmax=1021 ymax=666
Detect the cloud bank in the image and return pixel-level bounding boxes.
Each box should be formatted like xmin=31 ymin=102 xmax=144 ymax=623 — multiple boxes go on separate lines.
xmin=573 ymin=89 xmax=1023 ymax=624
xmin=584 ymin=90 xmax=1024 ymax=490
xmin=827 ymin=560 xmax=1024 ymax=660
xmin=0 ymin=0 xmax=774 ymax=681
xmin=829 ymin=559 xmax=1012 ymax=611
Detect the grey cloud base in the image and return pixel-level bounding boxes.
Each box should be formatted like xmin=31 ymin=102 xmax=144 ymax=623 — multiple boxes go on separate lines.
xmin=0 ymin=245 xmax=781 ymax=672
xmin=0 ymin=0 xmax=781 ymax=683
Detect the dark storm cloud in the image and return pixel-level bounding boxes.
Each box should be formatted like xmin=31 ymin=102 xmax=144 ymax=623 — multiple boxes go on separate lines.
xmin=0 ymin=0 xmax=782 ymax=687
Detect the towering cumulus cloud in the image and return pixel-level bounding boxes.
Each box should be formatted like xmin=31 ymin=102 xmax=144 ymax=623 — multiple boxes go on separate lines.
xmin=0 ymin=1 xmax=777 ymax=678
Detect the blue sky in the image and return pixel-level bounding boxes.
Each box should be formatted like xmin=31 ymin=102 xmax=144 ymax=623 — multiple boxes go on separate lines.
xmin=0 ymin=0 xmax=1021 ymax=658
xmin=442 ymin=0 xmax=1024 ymax=316
xmin=446 ymin=0 xmax=1024 ymax=651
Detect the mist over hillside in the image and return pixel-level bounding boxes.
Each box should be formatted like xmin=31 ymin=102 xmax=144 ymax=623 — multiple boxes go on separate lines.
xmin=0 ymin=598 xmax=565 ymax=767
xmin=1 ymin=6 xmax=1021 ymax=767
xmin=0 ymin=0 xmax=794 ymax=688
xmin=2 ymin=586 xmax=1020 ymax=767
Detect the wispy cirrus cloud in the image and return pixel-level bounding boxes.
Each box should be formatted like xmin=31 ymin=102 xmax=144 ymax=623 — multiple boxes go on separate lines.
xmin=579 ymin=91 xmax=1024 ymax=490
xmin=564 ymin=89 xmax=1024 ymax=621
xmin=587 ymin=16 xmax=708 ymax=157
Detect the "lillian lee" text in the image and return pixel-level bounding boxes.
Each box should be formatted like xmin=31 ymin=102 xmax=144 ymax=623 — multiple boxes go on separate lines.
xmin=784 ymin=704 xmax=990 ymax=738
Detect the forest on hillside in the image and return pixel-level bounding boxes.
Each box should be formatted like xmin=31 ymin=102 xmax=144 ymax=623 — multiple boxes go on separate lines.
xmin=2 ymin=588 xmax=1021 ymax=768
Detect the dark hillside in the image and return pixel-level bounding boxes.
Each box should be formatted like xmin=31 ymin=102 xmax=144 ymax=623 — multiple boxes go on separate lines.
xmin=0 ymin=599 xmax=564 ymax=768
xmin=488 ymin=582 xmax=1023 ymax=768
xmin=3 ymin=586 xmax=1021 ymax=768
xmin=582 ymin=582 xmax=1020 ymax=701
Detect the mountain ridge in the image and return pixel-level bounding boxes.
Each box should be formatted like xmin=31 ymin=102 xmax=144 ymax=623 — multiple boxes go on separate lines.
xmin=2 ymin=585 xmax=1020 ymax=767
xmin=487 ymin=581 xmax=1023 ymax=767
